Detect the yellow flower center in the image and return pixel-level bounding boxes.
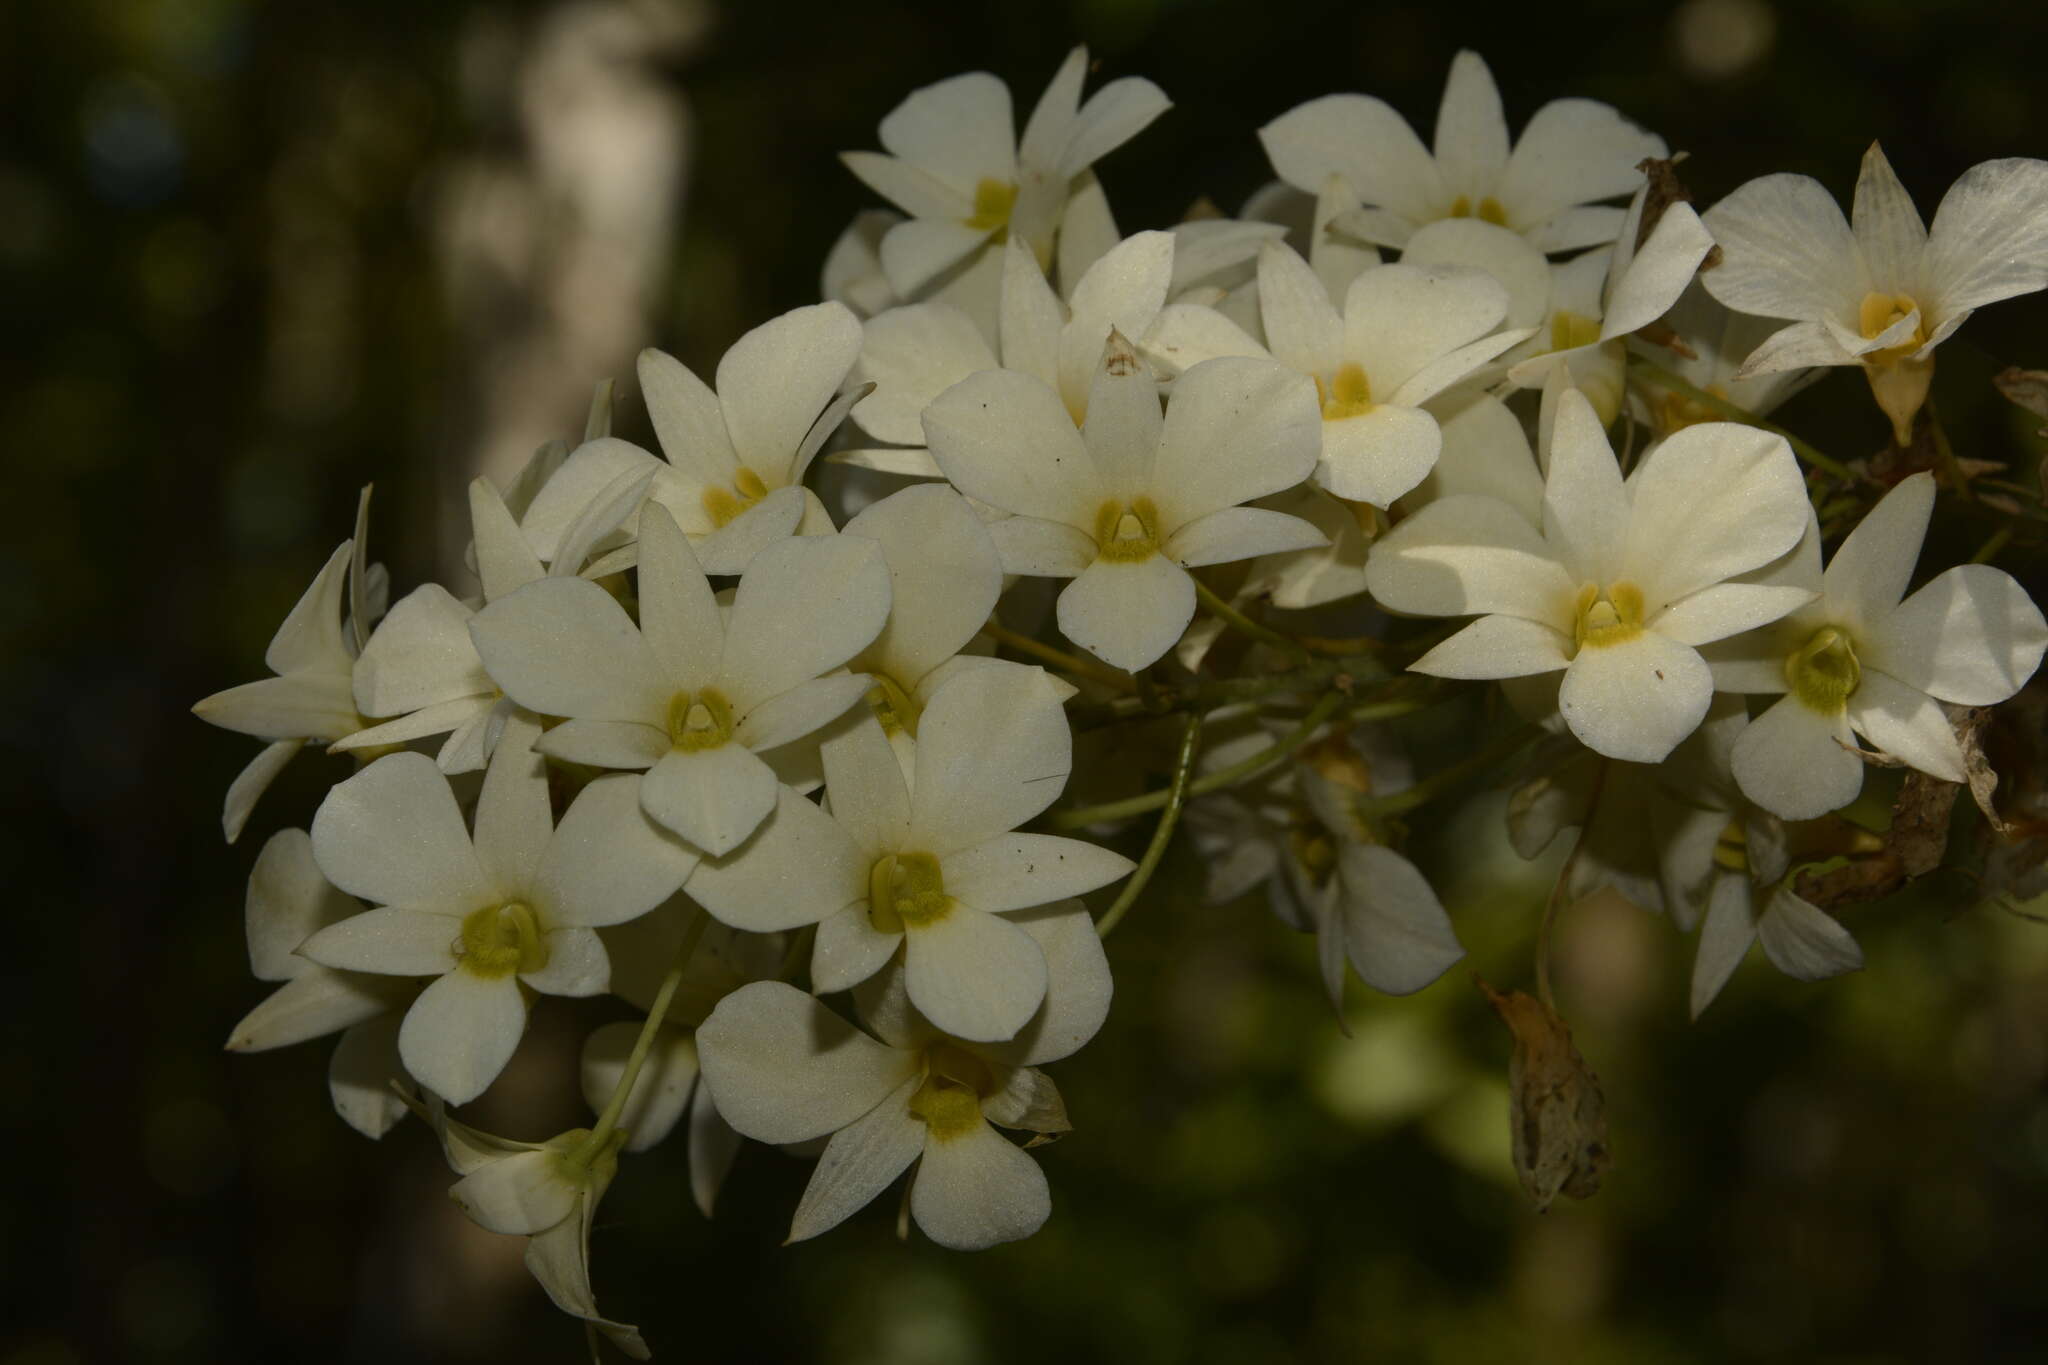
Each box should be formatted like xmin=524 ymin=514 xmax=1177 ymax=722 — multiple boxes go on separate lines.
xmin=1857 ymin=291 xmax=1929 ymax=362
xmin=1315 ymin=362 xmax=1374 ymax=421
xmin=1550 ymin=310 xmax=1602 ymax=352
xmin=665 ymin=687 xmax=735 ymax=753
xmin=1572 ymin=581 xmax=1647 ymax=653
xmin=701 ymin=467 xmax=771 ymax=529
xmin=908 ymin=1043 xmax=996 ymax=1143
xmin=1712 ymin=819 xmax=1748 ymax=874
xmin=964 ymin=177 xmax=1018 ymax=237
xmin=457 ymin=901 xmax=549 ymax=979
xmin=1784 ymin=625 xmax=1860 ymax=715
xmin=1655 ymin=381 xmax=1730 ymax=434
xmin=865 ymin=671 xmax=921 ymax=737
xmin=1092 ymin=496 xmax=1162 ymax=564
xmin=1288 ymin=827 xmax=1337 ymax=883
xmin=867 ymin=851 xmax=951 ymax=933
xmin=1448 ymin=194 xmax=1509 ymax=227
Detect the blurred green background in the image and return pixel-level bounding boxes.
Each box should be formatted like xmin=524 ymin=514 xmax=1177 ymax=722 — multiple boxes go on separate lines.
xmin=8 ymin=0 xmax=2048 ymax=1361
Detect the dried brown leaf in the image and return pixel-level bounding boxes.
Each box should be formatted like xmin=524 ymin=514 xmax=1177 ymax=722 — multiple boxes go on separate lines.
xmin=1952 ymin=705 xmax=2010 ymax=835
xmin=1476 ymin=978 xmax=1610 ymax=1212
xmin=1994 ymin=366 xmax=2048 ymax=431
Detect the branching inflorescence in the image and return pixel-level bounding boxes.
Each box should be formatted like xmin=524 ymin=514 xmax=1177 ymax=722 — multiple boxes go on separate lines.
xmin=195 ymin=45 xmax=2048 ymax=1356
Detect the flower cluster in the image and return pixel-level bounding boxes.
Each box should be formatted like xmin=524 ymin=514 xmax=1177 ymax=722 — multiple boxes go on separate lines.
xmin=198 ymin=45 xmax=2048 ymax=1354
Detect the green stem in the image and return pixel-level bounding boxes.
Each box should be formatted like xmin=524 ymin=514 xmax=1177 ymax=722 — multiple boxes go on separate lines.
xmin=983 ymin=616 xmax=1135 ymax=693
xmin=1356 ymin=723 xmax=1541 ymax=819
xmin=1973 ymin=524 xmax=2014 ymax=565
xmin=1926 ymin=403 xmax=1975 ymax=502
xmin=584 ymin=378 xmax=616 ymax=441
xmin=1629 ymin=358 xmax=1856 ymax=483
xmin=1068 ymin=654 xmax=1374 ymax=730
xmin=1194 ymin=579 xmax=1308 ymax=659
xmin=1096 ymin=712 xmax=1204 ymax=938
xmin=568 ymin=909 xmax=709 ymax=1167
xmin=1535 ymin=760 xmax=1606 ymax=1011
xmin=1051 ymin=690 xmax=1348 ymax=828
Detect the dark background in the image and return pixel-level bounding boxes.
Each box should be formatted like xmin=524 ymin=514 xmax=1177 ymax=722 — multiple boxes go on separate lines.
xmin=8 ymin=0 xmax=2048 ymax=1361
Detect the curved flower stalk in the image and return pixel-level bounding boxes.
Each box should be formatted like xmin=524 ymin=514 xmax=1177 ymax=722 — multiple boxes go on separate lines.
xmin=843 ymin=231 xmax=1175 ymax=476
xmin=1703 ymin=472 xmax=2048 ymax=820
xmin=1367 ymin=387 xmax=1814 ymax=762
xmin=518 ymin=303 xmax=864 ymax=577
xmin=1702 ymin=143 xmax=2048 ymax=441
xmin=696 ymin=904 xmax=1109 ymax=1249
xmin=224 ymin=827 xmax=413 ymax=1138
xmin=925 ymin=331 xmax=1325 ymax=671
xmin=469 ymin=507 xmax=891 ymax=856
xmin=411 ymin=1097 xmax=647 ymax=1358
xmin=300 ymin=721 xmax=700 ymax=1104
xmin=1146 ymin=244 xmax=1528 ymax=506
xmin=1262 ymin=49 xmax=1667 ymax=253
xmin=191 ymin=493 xmax=383 ymax=841
xmin=842 ymin=46 xmax=1170 ymax=328
xmin=685 ymin=672 xmax=1131 ymax=1042
xmin=580 ymin=908 xmax=779 ymax=1217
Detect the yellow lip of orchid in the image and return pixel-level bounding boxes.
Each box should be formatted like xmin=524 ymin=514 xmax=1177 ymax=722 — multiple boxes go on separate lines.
xmin=1091 ymin=495 xmax=1163 ymax=564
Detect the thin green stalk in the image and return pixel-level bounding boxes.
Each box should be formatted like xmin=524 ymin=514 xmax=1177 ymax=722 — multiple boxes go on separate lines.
xmin=1356 ymin=723 xmax=1541 ymax=819
xmin=1536 ymin=760 xmax=1607 ymax=1010
xmin=1973 ymin=524 xmax=2014 ymax=565
xmin=982 ymin=616 xmax=1134 ymax=692
xmin=568 ymin=908 xmax=709 ymax=1167
xmin=584 ymin=378 xmax=616 ymax=441
xmin=1067 ymin=654 xmax=1371 ymax=730
xmin=1051 ymin=690 xmax=1348 ymax=828
xmin=1926 ymin=400 xmax=1974 ymax=501
xmin=1630 ymin=357 xmax=1856 ymax=482
xmin=1096 ymin=712 xmax=1204 ymax=938
xmin=1194 ymin=579 xmax=1309 ymax=659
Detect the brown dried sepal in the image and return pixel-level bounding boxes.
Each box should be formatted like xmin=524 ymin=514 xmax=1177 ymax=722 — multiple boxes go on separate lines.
xmin=1635 ymin=155 xmax=1719 ymax=269
xmin=1953 ymin=705 xmax=2010 ymax=836
xmin=1476 ymin=977 xmax=1611 ymax=1213
xmin=1993 ymin=366 xmax=2048 ymax=438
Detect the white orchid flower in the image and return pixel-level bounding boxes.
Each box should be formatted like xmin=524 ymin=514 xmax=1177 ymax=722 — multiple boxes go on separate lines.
xmin=469 ymin=507 xmax=891 ymax=856
xmin=1261 ymin=49 xmax=1666 ymax=254
xmin=685 ymin=672 xmax=1131 ymax=1043
xmin=696 ymin=906 xmax=1108 ymax=1249
xmin=844 ymin=230 xmax=1175 ymax=476
xmin=1147 ymin=244 xmax=1529 ymax=506
xmin=223 ymin=827 xmax=413 ymax=1138
xmin=1367 ymin=387 xmax=1814 ymax=762
xmin=1704 ymin=472 xmax=2048 ymax=820
xmin=842 ymin=46 xmax=1169 ymax=322
xmin=413 ymin=1099 xmax=648 ymax=1358
xmin=925 ymin=331 xmax=1326 ymax=672
xmin=518 ymin=303 xmax=864 ymax=578
xmin=192 ymin=492 xmax=384 ymax=841
xmin=1702 ymin=143 xmax=2048 ymax=441
xmin=333 ymin=469 xmax=651 ymax=775
xmin=300 ymin=720 xmax=699 ymax=1104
